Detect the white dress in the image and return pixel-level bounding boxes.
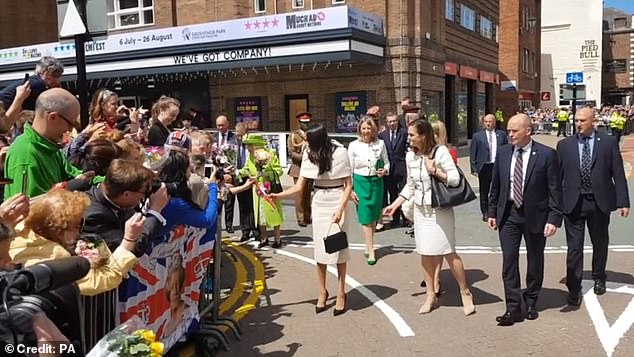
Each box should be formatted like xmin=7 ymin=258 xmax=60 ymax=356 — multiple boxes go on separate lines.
xmin=300 ymin=142 xmax=361 ymax=265
xmin=399 ymin=146 xmax=460 ymax=256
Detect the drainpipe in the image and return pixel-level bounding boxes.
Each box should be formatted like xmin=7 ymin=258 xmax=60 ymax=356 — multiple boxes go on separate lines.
xmin=399 ymin=0 xmax=404 ymax=101
xmin=171 ymin=0 xmax=178 ymax=25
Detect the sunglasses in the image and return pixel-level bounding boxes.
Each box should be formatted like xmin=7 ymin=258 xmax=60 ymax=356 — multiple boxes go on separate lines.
xmin=48 ymin=111 xmax=76 ymax=129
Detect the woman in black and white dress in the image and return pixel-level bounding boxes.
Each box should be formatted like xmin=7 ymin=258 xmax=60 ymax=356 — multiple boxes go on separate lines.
xmin=384 ymin=120 xmax=475 ymax=316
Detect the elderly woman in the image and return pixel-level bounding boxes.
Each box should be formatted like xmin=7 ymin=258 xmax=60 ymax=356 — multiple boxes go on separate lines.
xmin=238 ymin=134 xmax=284 ymax=248
xmin=347 ymin=116 xmax=390 ymax=265
xmin=384 ymin=120 xmax=475 ymax=316
xmin=9 ymin=189 xmax=146 ymax=296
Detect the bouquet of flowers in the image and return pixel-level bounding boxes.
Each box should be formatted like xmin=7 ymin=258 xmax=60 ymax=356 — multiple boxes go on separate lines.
xmin=144 ymin=146 xmax=165 ymax=167
xmin=87 ymin=316 xmax=163 ymax=357
xmin=253 ymin=148 xmax=271 ymax=173
xmin=254 ymin=181 xmax=277 ymax=209
xmin=74 ymin=234 xmax=110 ymax=268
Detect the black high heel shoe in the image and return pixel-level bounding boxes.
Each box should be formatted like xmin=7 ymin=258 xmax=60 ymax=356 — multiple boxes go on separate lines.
xmin=257 ymin=239 xmax=269 ymax=249
xmin=315 ymin=291 xmax=329 ymax=314
xmin=333 ymin=294 xmax=346 ymax=316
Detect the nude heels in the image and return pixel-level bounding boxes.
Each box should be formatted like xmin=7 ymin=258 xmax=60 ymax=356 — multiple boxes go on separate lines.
xmin=419 ymin=296 xmax=438 ymax=314
xmin=461 ymin=289 xmax=476 ymax=316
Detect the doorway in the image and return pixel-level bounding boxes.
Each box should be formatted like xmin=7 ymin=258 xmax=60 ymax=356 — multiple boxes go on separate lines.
xmin=285 ymin=94 xmax=309 ymax=131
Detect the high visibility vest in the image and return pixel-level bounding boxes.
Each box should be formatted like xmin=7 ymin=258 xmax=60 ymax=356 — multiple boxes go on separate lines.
xmin=495 ymin=110 xmax=504 ymax=122
xmin=557 ymin=111 xmax=569 ymax=122
xmin=610 ymin=114 xmax=626 ymax=130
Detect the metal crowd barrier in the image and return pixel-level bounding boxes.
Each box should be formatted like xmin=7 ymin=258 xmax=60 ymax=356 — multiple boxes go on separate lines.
xmin=80 ymin=288 xmax=118 ymax=354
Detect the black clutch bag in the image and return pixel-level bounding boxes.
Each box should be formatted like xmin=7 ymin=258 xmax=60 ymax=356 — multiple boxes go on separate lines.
xmin=270 ymin=170 xmax=283 ymax=193
xmin=324 ymin=223 xmax=348 ymax=254
xmin=429 ymin=146 xmax=477 ymax=208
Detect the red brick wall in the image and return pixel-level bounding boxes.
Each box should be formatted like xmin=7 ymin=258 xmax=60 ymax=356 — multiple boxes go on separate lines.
xmin=603 ymin=31 xmax=633 ymax=89
xmin=0 ymin=0 xmax=58 ymax=49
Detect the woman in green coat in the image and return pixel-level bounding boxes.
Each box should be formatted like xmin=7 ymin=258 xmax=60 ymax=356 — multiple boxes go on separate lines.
xmin=238 ymin=135 xmax=284 ymax=248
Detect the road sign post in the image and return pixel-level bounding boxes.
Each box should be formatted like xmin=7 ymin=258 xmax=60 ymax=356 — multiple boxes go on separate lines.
xmin=566 ymin=72 xmax=584 ymax=135
xmin=572 ymin=84 xmax=577 ymax=135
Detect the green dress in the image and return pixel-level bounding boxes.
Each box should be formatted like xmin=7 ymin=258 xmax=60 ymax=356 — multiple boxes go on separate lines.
xmin=238 ymin=148 xmax=284 ymax=228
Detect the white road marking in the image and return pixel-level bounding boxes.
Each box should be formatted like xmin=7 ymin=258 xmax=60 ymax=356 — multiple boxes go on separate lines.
xmin=583 ymin=280 xmax=634 ymax=357
xmin=271 ymin=247 xmax=416 ymax=338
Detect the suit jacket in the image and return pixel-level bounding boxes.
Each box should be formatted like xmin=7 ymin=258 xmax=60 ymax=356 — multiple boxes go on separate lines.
xmin=378 ymin=127 xmax=408 ymax=178
xmin=470 ymin=129 xmax=508 ymax=173
xmin=287 ymin=130 xmax=306 ymax=178
xmin=488 ymin=141 xmax=563 ymax=233
xmin=557 ymin=131 xmax=630 ymax=214
xmin=217 ymin=130 xmax=237 ymax=147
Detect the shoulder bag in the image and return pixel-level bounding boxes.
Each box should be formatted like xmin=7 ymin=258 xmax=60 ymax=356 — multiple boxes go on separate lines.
xmin=429 ymin=146 xmax=476 ymax=208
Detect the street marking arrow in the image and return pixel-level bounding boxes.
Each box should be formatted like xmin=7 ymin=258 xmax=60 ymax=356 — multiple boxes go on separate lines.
xmin=583 ymin=280 xmax=634 ymax=357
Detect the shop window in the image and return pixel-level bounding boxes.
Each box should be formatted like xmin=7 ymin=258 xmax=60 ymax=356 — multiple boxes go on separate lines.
xmin=106 ymin=0 xmax=154 ymax=30
xmin=445 ymin=0 xmax=454 ymax=21
xmin=292 ymin=0 xmax=305 ymax=9
xmin=480 ymin=16 xmax=492 ymax=39
xmin=460 ymin=5 xmax=475 ymax=31
xmin=255 ymin=0 xmax=266 ymax=13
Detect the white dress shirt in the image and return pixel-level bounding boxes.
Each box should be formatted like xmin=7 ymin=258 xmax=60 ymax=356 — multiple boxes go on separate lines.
xmin=509 ymin=140 xmax=532 ymax=201
xmin=347 ymin=139 xmax=390 ymax=176
xmin=487 ymin=129 xmax=498 ymax=163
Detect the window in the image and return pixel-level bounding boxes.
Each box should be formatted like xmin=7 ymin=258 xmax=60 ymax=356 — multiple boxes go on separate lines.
xmin=292 ymin=0 xmax=305 ymax=9
xmin=107 ymin=0 xmax=154 ymax=29
xmin=522 ymin=48 xmax=530 ymax=73
xmin=460 ymin=5 xmax=475 ymax=31
xmin=480 ymin=16 xmax=492 ymax=39
xmin=255 ymin=0 xmax=266 ymax=13
xmin=445 ymin=0 xmax=454 ymax=21
xmin=332 ymin=0 xmax=346 ymax=4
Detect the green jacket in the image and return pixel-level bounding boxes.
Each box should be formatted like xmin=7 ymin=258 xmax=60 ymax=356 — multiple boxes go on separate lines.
xmin=238 ymin=148 xmax=284 ymax=228
xmin=4 ymin=124 xmax=83 ymax=199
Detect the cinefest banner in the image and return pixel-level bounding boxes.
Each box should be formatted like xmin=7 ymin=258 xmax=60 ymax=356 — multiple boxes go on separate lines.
xmin=335 ymin=91 xmax=367 ymax=133
xmin=117 ymin=225 xmax=214 ymax=351
xmin=235 ymin=97 xmax=262 ymax=131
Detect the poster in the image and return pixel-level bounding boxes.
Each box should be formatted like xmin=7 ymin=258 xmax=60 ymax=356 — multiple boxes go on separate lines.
xmin=117 ymin=225 xmax=215 ymax=351
xmin=335 ymin=91 xmax=367 ymax=133
xmin=235 ymin=97 xmax=262 ymax=130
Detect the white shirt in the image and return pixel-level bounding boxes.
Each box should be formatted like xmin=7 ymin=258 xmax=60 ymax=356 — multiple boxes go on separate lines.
xmin=509 ymin=140 xmax=532 ymax=201
xmin=347 ymin=139 xmax=390 ymax=176
xmin=400 ymin=146 xmax=460 ymax=206
xmin=487 ymin=129 xmax=497 ymax=163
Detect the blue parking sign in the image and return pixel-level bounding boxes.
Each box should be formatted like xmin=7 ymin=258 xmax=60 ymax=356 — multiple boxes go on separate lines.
xmin=566 ymin=72 xmax=584 ymax=84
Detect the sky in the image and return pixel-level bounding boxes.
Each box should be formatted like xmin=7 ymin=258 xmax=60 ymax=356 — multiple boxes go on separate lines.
xmin=604 ymin=0 xmax=634 ymax=14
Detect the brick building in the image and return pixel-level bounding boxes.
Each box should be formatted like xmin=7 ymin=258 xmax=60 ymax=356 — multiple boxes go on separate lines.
xmin=497 ymin=0 xmax=541 ymax=117
xmin=602 ymin=12 xmax=634 ymax=106
xmin=0 ymin=0 xmax=499 ymax=144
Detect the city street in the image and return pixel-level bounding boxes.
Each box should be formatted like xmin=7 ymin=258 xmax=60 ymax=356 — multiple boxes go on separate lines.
xmin=215 ymin=134 xmax=634 ymax=357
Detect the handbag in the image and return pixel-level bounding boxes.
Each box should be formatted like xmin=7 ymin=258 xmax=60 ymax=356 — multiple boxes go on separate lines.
xmin=323 ymin=223 xmax=349 ymax=254
xmin=429 ymin=146 xmax=477 ymax=208
xmin=270 ymin=170 xmax=283 ymax=193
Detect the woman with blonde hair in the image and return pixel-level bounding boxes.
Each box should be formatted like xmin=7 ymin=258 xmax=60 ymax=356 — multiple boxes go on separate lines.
xmin=148 ymin=96 xmax=180 ymax=146
xmin=347 ymin=116 xmax=390 ymax=265
xmin=9 ymin=189 xmax=147 ymax=296
xmin=431 ymin=120 xmax=458 ymax=164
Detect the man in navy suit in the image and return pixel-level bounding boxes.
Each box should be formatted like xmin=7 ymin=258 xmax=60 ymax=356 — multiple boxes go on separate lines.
xmin=488 ymin=114 xmax=562 ymax=326
xmin=379 ymin=113 xmax=408 ymax=227
xmin=470 ymin=114 xmax=508 ymax=221
xmin=556 ymin=107 xmax=630 ymax=306
xmin=216 ymin=114 xmax=237 ymax=233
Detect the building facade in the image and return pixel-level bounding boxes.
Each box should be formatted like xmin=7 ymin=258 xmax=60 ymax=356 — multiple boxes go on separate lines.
xmin=497 ymin=0 xmax=541 ymax=117
xmin=602 ymin=13 xmax=634 ymax=106
xmin=0 ymin=0 xmax=499 ymax=144
xmin=540 ymin=0 xmax=604 ymax=109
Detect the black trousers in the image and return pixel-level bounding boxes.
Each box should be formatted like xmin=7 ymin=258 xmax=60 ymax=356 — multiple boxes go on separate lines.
xmin=564 ymin=194 xmax=610 ymax=295
xmin=499 ymin=204 xmax=547 ymax=313
xmin=557 ymin=121 xmax=567 ymax=136
xmin=237 ymin=182 xmax=256 ymax=234
xmin=222 ymin=191 xmax=235 ymax=230
xmin=384 ymin=172 xmax=406 ymax=223
xmin=478 ymin=163 xmax=494 ymax=217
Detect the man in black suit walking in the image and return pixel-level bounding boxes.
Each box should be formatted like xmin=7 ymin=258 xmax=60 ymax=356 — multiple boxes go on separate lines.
xmin=216 ymin=114 xmax=237 ymax=233
xmin=470 ymin=114 xmax=508 ymax=221
xmin=378 ymin=113 xmax=408 ymax=227
xmin=488 ymin=114 xmax=562 ymax=326
xmin=557 ymin=107 xmax=630 ymax=306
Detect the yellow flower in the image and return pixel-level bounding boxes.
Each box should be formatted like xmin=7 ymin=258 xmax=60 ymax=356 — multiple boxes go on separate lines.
xmin=150 ymin=341 xmax=164 ymax=356
xmin=135 ymin=329 xmax=156 ymax=343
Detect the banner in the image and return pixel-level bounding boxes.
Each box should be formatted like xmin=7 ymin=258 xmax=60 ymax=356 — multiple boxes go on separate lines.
xmin=335 ymin=91 xmax=367 ymax=133
xmin=235 ymin=97 xmax=262 ymax=130
xmin=117 ymin=225 xmax=214 ymax=351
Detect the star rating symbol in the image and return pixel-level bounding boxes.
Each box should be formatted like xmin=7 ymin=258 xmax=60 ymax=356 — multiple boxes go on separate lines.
xmin=263 ymin=19 xmax=270 ymax=28
xmin=245 ymin=21 xmax=252 ymax=30
xmin=254 ymin=20 xmax=261 ymax=29
xmin=272 ymin=18 xmax=280 ymax=27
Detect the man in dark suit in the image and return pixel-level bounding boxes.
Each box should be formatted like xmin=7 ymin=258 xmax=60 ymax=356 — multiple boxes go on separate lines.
xmin=557 ymin=107 xmax=630 ymax=305
xmin=488 ymin=114 xmax=562 ymax=326
xmin=379 ymin=113 xmax=408 ymax=227
xmin=216 ymin=114 xmax=237 ymax=233
xmin=470 ymin=114 xmax=508 ymax=221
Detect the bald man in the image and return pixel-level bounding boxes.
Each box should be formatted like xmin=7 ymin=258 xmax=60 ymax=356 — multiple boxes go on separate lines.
xmin=4 ymin=88 xmax=86 ymax=199
xmin=470 ymin=114 xmax=508 ymax=220
xmin=487 ymin=114 xmax=562 ymax=326
xmin=557 ymin=107 xmax=629 ymax=305
xmin=215 ymin=114 xmax=237 ymax=233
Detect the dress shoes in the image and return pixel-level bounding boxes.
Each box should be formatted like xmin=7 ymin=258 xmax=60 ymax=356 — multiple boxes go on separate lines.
xmin=239 ymin=234 xmax=250 ymax=242
xmin=496 ymin=312 xmax=524 ymax=326
xmin=594 ymin=279 xmax=606 ymax=295
xmin=526 ymin=306 xmax=539 ymax=320
xmin=226 ymin=227 xmax=234 ymax=234
xmin=298 ymin=221 xmax=308 ymax=227
xmin=567 ymin=293 xmax=583 ymax=306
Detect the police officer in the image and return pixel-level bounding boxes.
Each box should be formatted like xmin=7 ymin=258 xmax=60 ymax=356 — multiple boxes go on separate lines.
xmin=287 ymin=112 xmax=313 ymax=226
xmin=557 ymin=108 xmax=569 ymax=137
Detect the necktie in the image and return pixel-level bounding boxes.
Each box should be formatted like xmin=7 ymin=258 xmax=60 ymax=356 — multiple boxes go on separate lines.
xmin=512 ymin=148 xmax=524 ymax=208
xmin=581 ymin=137 xmax=592 ymax=192
xmin=488 ymin=131 xmax=493 ymax=162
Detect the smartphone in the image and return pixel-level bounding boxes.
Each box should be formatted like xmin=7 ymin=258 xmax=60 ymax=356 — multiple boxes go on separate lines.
xmin=204 ymin=165 xmax=213 ymax=178
xmin=23 ymin=73 xmax=30 ymax=84
xmin=21 ymin=170 xmax=28 ymax=195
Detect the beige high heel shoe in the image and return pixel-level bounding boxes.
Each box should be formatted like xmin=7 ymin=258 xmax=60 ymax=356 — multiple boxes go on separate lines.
xmin=461 ymin=289 xmax=476 ymax=316
xmin=419 ymin=296 xmax=438 ymax=314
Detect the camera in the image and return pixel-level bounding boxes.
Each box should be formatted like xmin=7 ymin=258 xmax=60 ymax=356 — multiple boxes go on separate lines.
xmin=148 ymin=179 xmax=180 ymax=197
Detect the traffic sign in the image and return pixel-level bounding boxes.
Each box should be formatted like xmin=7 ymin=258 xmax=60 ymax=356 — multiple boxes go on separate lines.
xmin=566 ymin=72 xmax=584 ymax=84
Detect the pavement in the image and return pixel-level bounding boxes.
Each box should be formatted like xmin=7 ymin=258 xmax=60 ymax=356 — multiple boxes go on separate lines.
xmin=207 ymin=133 xmax=634 ymax=357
